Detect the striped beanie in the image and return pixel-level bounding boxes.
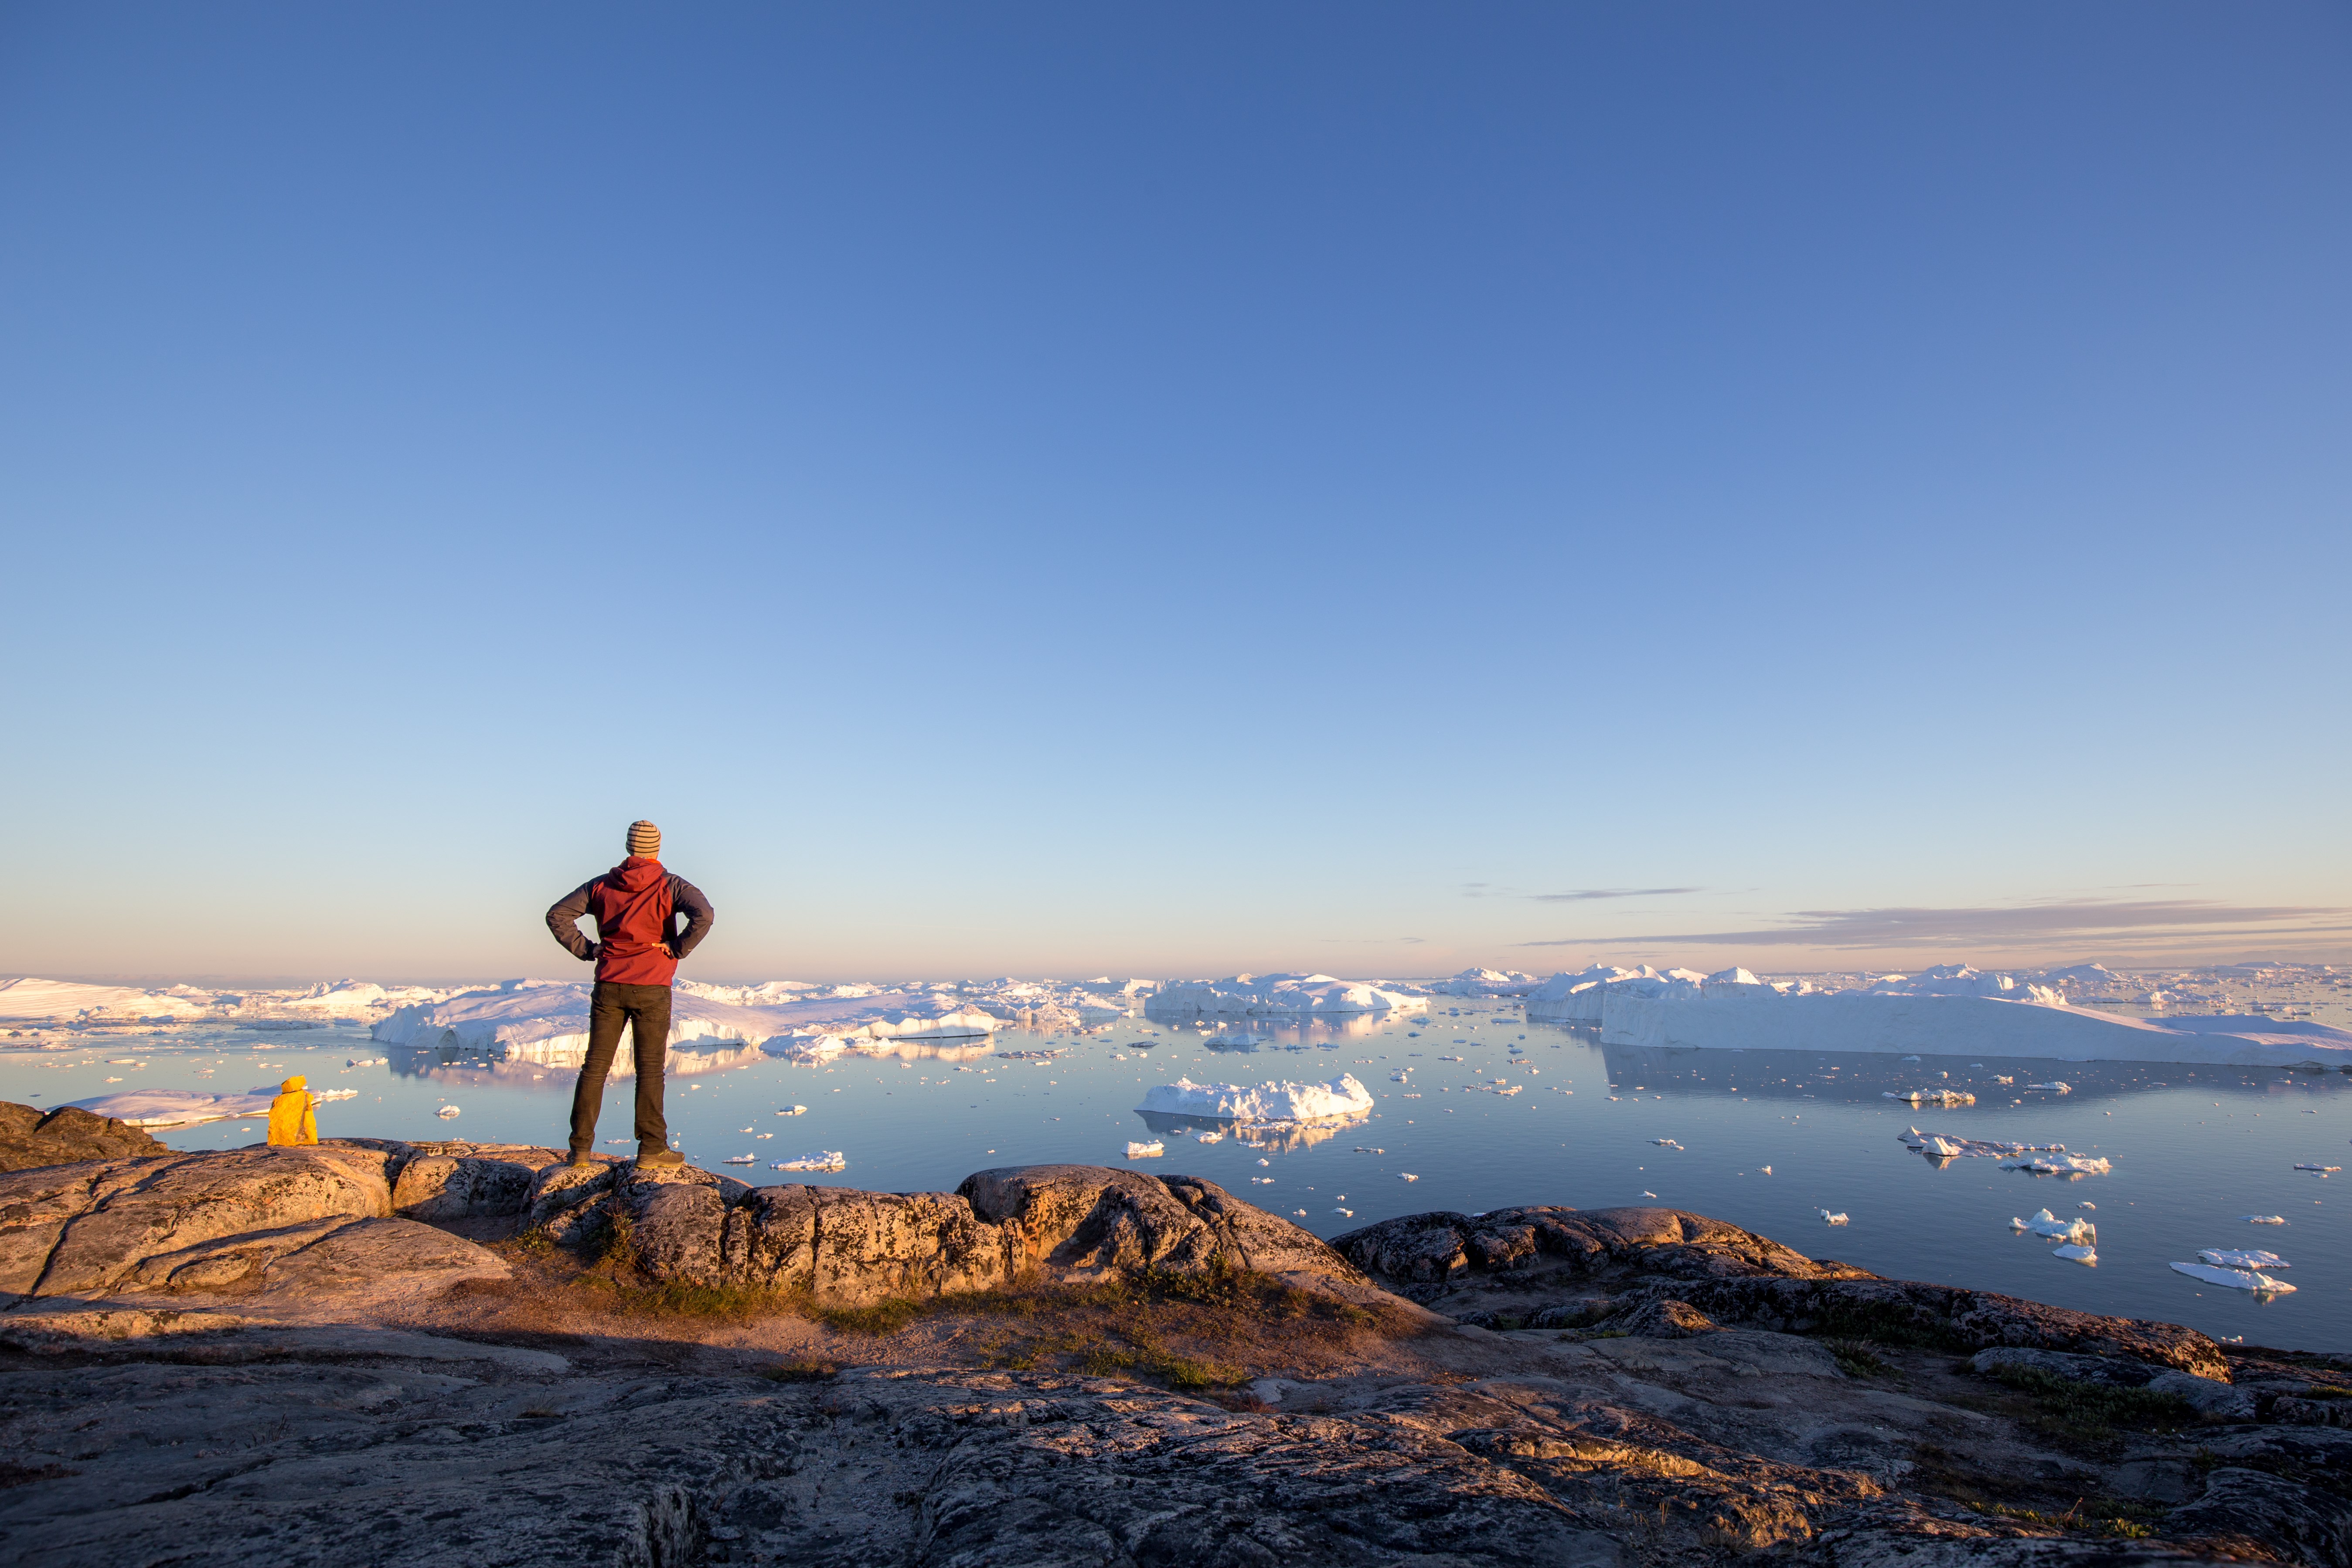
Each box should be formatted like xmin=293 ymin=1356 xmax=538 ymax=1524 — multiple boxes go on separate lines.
xmin=626 ymin=820 xmax=661 ymax=858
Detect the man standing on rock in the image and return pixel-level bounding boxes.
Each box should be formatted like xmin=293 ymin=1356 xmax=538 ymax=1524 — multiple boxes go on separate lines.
xmin=546 ymin=820 xmax=715 ymax=1169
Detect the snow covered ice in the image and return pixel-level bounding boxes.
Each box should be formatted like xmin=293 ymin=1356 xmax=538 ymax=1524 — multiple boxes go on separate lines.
xmin=2172 ymin=1261 xmax=2295 ymax=1293
xmin=1519 ymin=961 xmax=2352 ymax=1068
xmin=65 ymin=1088 xmax=275 ymax=1126
xmin=2200 ymin=1249 xmax=2290 ymax=1270
xmin=1147 ymin=974 xmax=1427 ymax=1018
xmin=772 ymin=1152 xmax=847 ymax=1172
xmin=1137 ymin=1074 xmax=1375 ymax=1122
xmin=1124 ymin=1141 xmax=1164 ymax=1159
xmin=2012 ymin=1208 xmax=2097 ymax=1244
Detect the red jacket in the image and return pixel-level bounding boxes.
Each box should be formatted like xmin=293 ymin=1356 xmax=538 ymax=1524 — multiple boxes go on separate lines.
xmin=546 ymin=859 xmax=715 ymax=985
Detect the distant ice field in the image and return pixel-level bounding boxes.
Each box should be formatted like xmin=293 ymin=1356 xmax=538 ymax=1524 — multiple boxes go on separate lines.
xmin=10 ymin=1002 xmax=2352 ymax=1352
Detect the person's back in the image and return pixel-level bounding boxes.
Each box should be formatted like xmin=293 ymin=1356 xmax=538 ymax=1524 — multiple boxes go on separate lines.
xmin=546 ymin=820 xmax=715 ymax=1167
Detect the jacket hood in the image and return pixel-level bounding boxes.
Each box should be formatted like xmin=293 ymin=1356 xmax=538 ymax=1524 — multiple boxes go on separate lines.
xmin=611 ymin=856 xmax=666 ymax=891
xmin=279 ymin=1075 xmax=306 ymax=1093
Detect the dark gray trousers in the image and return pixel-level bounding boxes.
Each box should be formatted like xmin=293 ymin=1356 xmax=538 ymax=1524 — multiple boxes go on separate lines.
xmin=568 ymin=981 xmax=671 ymax=1155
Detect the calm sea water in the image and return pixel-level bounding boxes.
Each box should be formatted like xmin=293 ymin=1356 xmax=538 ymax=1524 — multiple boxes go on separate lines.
xmin=11 ymin=1003 xmax=2349 ymax=1351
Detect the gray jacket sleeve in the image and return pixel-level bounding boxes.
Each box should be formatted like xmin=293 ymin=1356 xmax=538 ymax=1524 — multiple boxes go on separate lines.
xmin=546 ymin=881 xmax=599 ymax=961
xmin=668 ymin=876 xmax=715 ymax=960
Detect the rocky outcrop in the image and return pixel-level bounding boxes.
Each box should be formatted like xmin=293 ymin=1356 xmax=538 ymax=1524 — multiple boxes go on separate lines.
xmin=0 ymin=1143 xmax=406 ymax=1297
xmin=1336 ymin=1205 xmax=2229 ymax=1380
xmin=1336 ymin=1204 xmax=1859 ymax=1287
xmin=0 ymin=1145 xmax=1402 ymax=1316
xmin=0 ymin=1101 xmax=167 ymax=1173
xmin=624 ymin=1160 xmax=1393 ymax=1307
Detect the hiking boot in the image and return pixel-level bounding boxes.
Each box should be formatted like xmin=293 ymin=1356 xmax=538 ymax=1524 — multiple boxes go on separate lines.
xmin=637 ymin=1147 xmax=685 ymax=1168
xmin=568 ymin=1151 xmax=598 ymax=1169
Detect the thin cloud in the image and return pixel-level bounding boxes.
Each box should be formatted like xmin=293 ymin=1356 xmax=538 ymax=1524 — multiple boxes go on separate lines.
xmin=1515 ymin=899 xmax=2352 ymax=950
xmin=1531 ymin=887 xmax=1702 ymax=903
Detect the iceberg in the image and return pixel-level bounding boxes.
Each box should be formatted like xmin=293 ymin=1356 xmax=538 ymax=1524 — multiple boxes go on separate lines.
xmin=2240 ymin=1215 xmax=2288 ymax=1225
xmin=1147 ymin=974 xmax=1427 ymax=1017
xmin=371 ymin=980 xmax=1002 ymax=1065
xmin=2011 ymin=1208 xmax=2097 ymax=1244
xmin=771 ymin=1151 xmax=845 ymax=1171
xmin=1124 ymin=1141 xmax=1164 ymax=1159
xmin=2171 ymin=1261 xmax=2295 ymax=1293
xmin=1999 ymin=1153 xmax=2112 ymax=1176
xmin=1428 ymin=968 xmax=1538 ymax=997
xmin=0 ymin=977 xmax=227 ymax=1022
xmin=2052 ymin=1244 xmax=2097 ymax=1264
xmin=65 ymin=1088 xmax=273 ymax=1127
xmin=1543 ymin=963 xmax=2352 ymax=1068
xmin=2199 ymin=1249 xmax=2289 ymax=1270
xmin=1901 ymin=1130 xmax=2070 ymax=1160
xmin=1136 ymin=1075 xmax=1375 ymax=1122
xmin=1817 ymin=1209 xmax=1849 ymax=1224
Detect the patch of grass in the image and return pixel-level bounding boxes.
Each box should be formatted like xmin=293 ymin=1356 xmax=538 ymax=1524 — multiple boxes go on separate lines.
xmin=815 ymin=1299 xmax=924 ymax=1336
xmin=979 ymin=1326 xmax=1244 ymax=1390
xmin=1824 ymin=1338 xmax=1896 ymax=1379
xmin=1986 ymin=1365 xmax=2198 ymax=1447
xmin=1974 ymin=1498 xmax=2165 ymax=1538
xmin=762 ymin=1360 xmax=839 ymax=1383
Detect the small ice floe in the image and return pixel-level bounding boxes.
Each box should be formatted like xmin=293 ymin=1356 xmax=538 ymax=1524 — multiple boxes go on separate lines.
xmin=1999 ymin=1152 xmax=2112 ymax=1176
xmin=1389 ymin=1070 xmax=1410 ymax=1082
xmin=1399 ymin=1173 xmax=1419 ymax=1181
xmin=1651 ymin=1138 xmax=1684 ymax=1149
xmin=2294 ymin=1163 xmax=2341 ymax=1174
xmin=436 ymin=1105 xmax=461 ymax=1119
xmin=1438 ymin=1055 xmax=1464 ymax=1063
xmin=1760 ymin=1166 xmax=1772 ymax=1175
xmin=2025 ymin=1082 xmax=2073 ymax=1093
xmin=1334 ymin=1207 xmax=1354 ymax=1217
xmin=1195 ymin=1131 xmax=1223 ymax=1144
xmin=2171 ymin=1261 xmax=2295 ymax=1293
xmin=1293 ymin=1209 xmax=1308 ymax=1216
xmin=1352 ymin=1146 xmax=1385 ymax=1154
xmin=772 ymin=1151 xmax=847 ymax=1172
xmin=1125 ymin=1140 xmax=1164 ymax=1159
xmin=778 ymin=1105 xmax=809 ymax=1116
xmin=2052 ymin=1244 xmax=2097 ymax=1264
xmin=2200 ymin=1248 xmax=2290 ymax=1270
xmin=2011 ymin=1208 xmax=2096 ymax=1244
xmin=2240 ymin=1214 xmax=2289 ymax=1225
xmin=105 ymin=1058 xmax=143 ymax=1065
xmin=1818 ymin=1209 xmax=1849 ymax=1225
xmin=1256 ymin=1157 xmax=1271 ymax=1166
xmin=756 ymin=1133 xmax=773 ymax=1140
xmin=2079 ymin=1202 xmax=2096 ymax=1210
xmin=1901 ymin=1055 xmax=1922 ymax=1063
xmin=312 ymin=1088 xmax=357 ymax=1102
xmin=1641 ymin=1190 xmax=1658 ymax=1198
xmin=723 ymin=1154 xmax=757 ymax=1165
xmin=1885 ymin=1089 xmax=1975 ymax=1106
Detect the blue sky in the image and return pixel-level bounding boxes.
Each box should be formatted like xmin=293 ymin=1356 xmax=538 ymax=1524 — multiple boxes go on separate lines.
xmin=3 ymin=3 xmax=2346 ymax=983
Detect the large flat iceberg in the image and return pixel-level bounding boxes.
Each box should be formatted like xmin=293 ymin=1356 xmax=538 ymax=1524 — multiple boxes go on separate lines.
xmin=1528 ymin=963 xmax=2352 ymax=1069
xmin=68 ymin=1088 xmax=276 ymax=1126
xmin=1148 ymin=974 xmax=1426 ymax=1017
xmin=1137 ymin=1074 xmax=1375 ymax=1122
